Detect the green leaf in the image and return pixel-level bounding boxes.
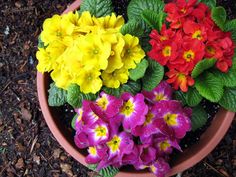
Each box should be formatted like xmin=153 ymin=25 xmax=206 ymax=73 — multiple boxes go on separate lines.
xmin=67 ymin=84 xmax=97 ymax=108
xmin=121 ymin=80 xmax=142 ymax=95
xmin=142 ymin=59 xmax=164 ymax=91
xmin=198 ymin=0 xmax=216 ymax=9
xmin=141 ymin=10 xmax=166 ymax=32
xmin=120 ymin=19 xmax=144 ymax=37
xmin=212 ymin=68 xmax=236 ymax=87
xmin=191 ymin=58 xmax=217 ymax=78
xmin=87 ymin=164 xmax=119 ymax=177
xmin=195 ymin=72 xmax=224 ymax=102
xmin=79 ymin=0 xmax=113 ymax=17
xmin=102 ymin=87 xmax=121 ymax=97
xmin=71 ymin=114 xmax=78 ymax=130
xmin=211 ymin=6 xmax=227 ymax=30
xmin=191 ymin=105 xmax=208 ymax=131
xmin=224 ymin=19 xmax=236 ymax=31
xmin=129 ymin=59 xmax=149 ymax=81
xmin=48 ymin=83 xmax=67 ymax=107
xmin=186 ymin=87 xmax=203 ymax=107
xmin=219 ymin=87 xmax=236 ymax=112
xmin=174 ymin=91 xmax=187 ymax=106
xmin=127 ymin=0 xmax=164 ymax=20
xmin=38 ymin=35 xmax=46 ymax=48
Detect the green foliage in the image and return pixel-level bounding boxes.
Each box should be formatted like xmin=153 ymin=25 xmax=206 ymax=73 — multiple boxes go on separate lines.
xmin=142 ymin=59 xmax=164 ymax=91
xmin=211 ymin=6 xmax=227 ymax=30
xmin=38 ymin=35 xmax=46 ymax=48
xmin=67 ymin=84 xmax=97 ymax=108
xmin=102 ymin=87 xmax=121 ymax=98
xmin=87 ymin=164 xmax=119 ymax=177
xmin=198 ymin=0 xmax=216 ymax=9
xmin=212 ymin=68 xmax=236 ymax=88
xmin=174 ymin=91 xmax=187 ymax=106
xmin=185 ymin=87 xmax=203 ymax=107
xmin=120 ymin=19 xmax=144 ymax=37
xmin=191 ymin=105 xmax=208 ymax=131
xmin=71 ymin=114 xmax=78 ymax=130
xmin=127 ymin=0 xmax=164 ymax=20
xmin=191 ymin=58 xmax=216 ymax=78
xmin=79 ymin=0 xmax=113 ymax=17
xmin=141 ymin=10 xmax=166 ymax=32
xmin=195 ymin=72 xmax=224 ymax=102
xmin=224 ymin=19 xmax=236 ymax=42
xmin=219 ymin=87 xmax=236 ymax=112
xmin=48 ymin=83 xmax=67 ymax=107
xmin=129 ymin=59 xmax=149 ymax=81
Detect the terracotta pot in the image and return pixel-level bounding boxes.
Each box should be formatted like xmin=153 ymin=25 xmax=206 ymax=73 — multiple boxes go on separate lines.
xmin=37 ymin=1 xmax=235 ymax=176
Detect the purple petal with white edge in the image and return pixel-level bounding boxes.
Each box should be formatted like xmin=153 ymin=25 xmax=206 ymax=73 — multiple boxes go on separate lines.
xmin=86 ymin=119 xmax=110 ymax=146
xmin=117 ymin=93 xmax=148 ymax=131
xmin=74 ymin=131 xmax=89 ymax=149
xmin=142 ymin=81 xmax=173 ymax=103
xmin=149 ymin=158 xmax=170 ymax=177
xmin=74 ymin=108 xmax=84 ymax=131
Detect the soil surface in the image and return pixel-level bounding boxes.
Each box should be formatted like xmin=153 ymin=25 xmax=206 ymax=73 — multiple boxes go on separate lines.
xmin=0 ymin=0 xmax=235 ymax=177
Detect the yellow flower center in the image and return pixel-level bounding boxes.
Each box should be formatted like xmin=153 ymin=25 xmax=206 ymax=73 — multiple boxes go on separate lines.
xmin=160 ymin=36 xmax=168 ymax=41
xmin=159 ymin=140 xmax=171 ymax=151
xmin=88 ymin=147 xmax=97 ymax=156
xmin=164 ymin=113 xmax=178 ymax=126
xmin=107 ymin=135 xmax=121 ymax=153
xmin=77 ymin=109 xmax=83 ymax=122
xmin=155 ymin=93 xmax=166 ymax=101
xmin=110 ymin=50 xmax=115 ymax=56
xmin=181 ymin=8 xmax=187 ymax=14
xmin=120 ymin=99 xmax=135 ymax=117
xmin=150 ymin=165 xmax=157 ymax=173
xmin=206 ymin=46 xmax=216 ymax=55
xmin=144 ymin=112 xmax=155 ymax=126
xmin=162 ymin=46 xmax=171 ymax=57
xmin=95 ymin=126 xmax=107 ymax=137
xmin=96 ymin=95 xmax=109 ymax=110
xmin=192 ymin=30 xmax=202 ymax=40
xmin=93 ymin=49 xmax=99 ymax=55
xmin=183 ymin=50 xmax=195 ymax=62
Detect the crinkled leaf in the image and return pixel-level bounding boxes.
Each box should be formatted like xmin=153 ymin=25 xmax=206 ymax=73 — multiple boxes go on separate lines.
xmin=79 ymin=0 xmax=113 ymax=17
xmin=211 ymin=6 xmax=227 ymax=30
xmin=87 ymin=164 xmax=119 ymax=177
xmin=67 ymin=84 xmax=97 ymax=108
xmin=121 ymin=80 xmax=142 ymax=95
xmin=174 ymin=91 xmax=187 ymax=106
xmin=48 ymin=83 xmax=67 ymax=107
xmin=212 ymin=68 xmax=236 ymax=87
xmin=141 ymin=10 xmax=166 ymax=32
xmin=186 ymin=87 xmax=203 ymax=107
xmin=219 ymin=87 xmax=236 ymax=112
xmin=224 ymin=19 xmax=236 ymax=31
xmin=102 ymin=87 xmax=121 ymax=98
xmin=71 ymin=114 xmax=78 ymax=130
xmin=191 ymin=58 xmax=216 ymax=78
xmin=195 ymin=72 xmax=224 ymax=102
xmin=129 ymin=59 xmax=149 ymax=81
xmin=120 ymin=19 xmax=144 ymax=37
xmin=191 ymin=105 xmax=208 ymax=131
xmin=198 ymin=0 xmax=216 ymax=9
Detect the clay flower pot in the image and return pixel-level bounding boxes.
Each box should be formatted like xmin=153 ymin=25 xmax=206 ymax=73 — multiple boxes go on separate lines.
xmin=37 ymin=0 xmax=235 ymax=176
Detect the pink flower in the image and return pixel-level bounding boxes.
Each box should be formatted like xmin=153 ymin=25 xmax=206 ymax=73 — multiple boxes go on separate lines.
xmin=149 ymin=158 xmax=170 ymax=177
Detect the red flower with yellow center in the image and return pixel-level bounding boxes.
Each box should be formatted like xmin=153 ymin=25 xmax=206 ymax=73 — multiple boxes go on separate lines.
xmin=166 ymin=69 xmax=194 ymax=92
xmin=149 ymin=25 xmax=175 ymax=43
xmin=183 ymin=20 xmax=207 ymax=41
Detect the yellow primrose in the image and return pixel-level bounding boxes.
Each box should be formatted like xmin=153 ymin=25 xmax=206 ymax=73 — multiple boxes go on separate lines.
xmin=36 ymin=42 xmax=66 ymax=73
xmin=121 ymin=34 xmax=145 ymax=69
xmin=102 ymin=67 xmax=129 ymax=88
xmin=77 ymin=11 xmax=96 ymax=34
xmin=51 ymin=68 xmax=72 ymax=89
xmin=41 ymin=14 xmax=74 ymax=45
xmin=105 ymin=34 xmax=125 ymax=73
xmin=79 ymin=34 xmax=111 ymax=70
xmin=76 ymin=67 xmax=102 ymax=94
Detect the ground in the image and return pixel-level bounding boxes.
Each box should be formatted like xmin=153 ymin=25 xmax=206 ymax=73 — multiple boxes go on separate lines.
xmin=0 ymin=0 xmax=235 ymax=177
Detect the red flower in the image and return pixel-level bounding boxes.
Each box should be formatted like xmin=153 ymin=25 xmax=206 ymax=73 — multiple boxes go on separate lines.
xmin=149 ymin=25 xmax=175 ymax=43
xmin=216 ymin=58 xmax=233 ymax=73
xmin=166 ymin=69 xmax=194 ymax=92
xmin=191 ymin=2 xmax=209 ymax=21
xmin=205 ymin=41 xmax=223 ymax=59
xmin=168 ymin=39 xmax=205 ymax=72
xmin=183 ymin=20 xmax=207 ymax=41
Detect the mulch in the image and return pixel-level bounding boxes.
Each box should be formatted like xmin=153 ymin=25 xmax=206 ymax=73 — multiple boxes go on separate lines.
xmin=0 ymin=0 xmax=235 ymax=177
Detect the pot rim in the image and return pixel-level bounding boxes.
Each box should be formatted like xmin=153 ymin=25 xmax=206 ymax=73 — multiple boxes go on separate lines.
xmin=36 ymin=1 xmax=235 ymax=176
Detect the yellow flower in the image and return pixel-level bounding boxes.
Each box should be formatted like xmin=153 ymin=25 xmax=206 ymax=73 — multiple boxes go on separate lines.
xmin=36 ymin=42 xmax=66 ymax=73
xmin=61 ymin=11 xmax=80 ymax=26
xmin=76 ymin=11 xmax=95 ymax=34
xmin=102 ymin=67 xmax=129 ymax=88
xmin=79 ymin=34 xmax=111 ymax=70
xmin=121 ymin=34 xmax=145 ymax=69
xmin=93 ymin=13 xmax=125 ymax=33
xmin=105 ymin=34 xmax=125 ymax=73
xmin=51 ymin=68 xmax=72 ymax=89
xmin=76 ymin=67 xmax=102 ymax=94
xmin=41 ymin=15 xmax=74 ymax=45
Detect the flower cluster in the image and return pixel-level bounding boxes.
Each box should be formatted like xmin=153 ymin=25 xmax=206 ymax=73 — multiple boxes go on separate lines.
xmin=74 ymin=81 xmax=192 ymax=177
xmin=36 ymin=11 xmax=145 ymax=93
xmin=148 ymin=0 xmax=235 ymax=92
